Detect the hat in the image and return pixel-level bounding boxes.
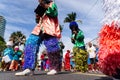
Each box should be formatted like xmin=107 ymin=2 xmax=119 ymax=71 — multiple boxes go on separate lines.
xmin=14 ymin=46 xmax=19 ymax=49
xmin=14 ymin=46 xmax=19 ymax=50
xmin=43 ymin=0 xmax=52 ymax=4
xmin=67 ymin=50 xmax=70 ymax=53
xmin=6 ymin=41 xmax=13 ymax=46
xmin=69 ymin=21 xmax=78 ymax=30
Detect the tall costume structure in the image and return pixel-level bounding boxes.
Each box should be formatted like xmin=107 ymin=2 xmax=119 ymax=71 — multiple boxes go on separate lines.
xmin=69 ymin=22 xmax=88 ymax=72
xmin=15 ymin=0 xmax=61 ymax=75
xmin=98 ymin=0 xmax=120 ymax=78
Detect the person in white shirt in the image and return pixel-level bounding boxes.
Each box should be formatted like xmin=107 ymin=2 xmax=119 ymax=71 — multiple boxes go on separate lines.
xmin=87 ymin=42 xmax=97 ymax=72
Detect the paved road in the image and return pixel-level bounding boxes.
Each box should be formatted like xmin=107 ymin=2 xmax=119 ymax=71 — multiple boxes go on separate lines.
xmin=0 ymin=71 xmax=117 ymax=80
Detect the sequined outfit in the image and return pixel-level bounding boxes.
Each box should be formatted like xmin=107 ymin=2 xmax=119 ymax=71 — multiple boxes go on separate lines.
xmin=23 ymin=2 xmax=61 ymax=71
xmin=69 ymin=22 xmax=88 ymax=72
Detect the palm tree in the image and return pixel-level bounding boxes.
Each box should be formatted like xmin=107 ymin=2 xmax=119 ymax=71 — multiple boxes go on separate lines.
xmin=64 ymin=12 xmax=82 ymax=23
xmin=9 ymin=31 xmax=26 ymax=46
xmin=0 ymin=36 xmax=6 ymax=55
xmin=0 ymin=36 xmax=5 ymax=42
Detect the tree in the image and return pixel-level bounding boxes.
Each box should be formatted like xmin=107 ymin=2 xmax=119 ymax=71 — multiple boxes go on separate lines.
xmin=0 ymin=36 xmax=5 ymax=42
xmin=0 ymin=36 xmax=6 ymax=54
xmin=9 ymin=31 xmax=26 ymax=46
xmin=64 ymin=12 xmax=82 ymax=23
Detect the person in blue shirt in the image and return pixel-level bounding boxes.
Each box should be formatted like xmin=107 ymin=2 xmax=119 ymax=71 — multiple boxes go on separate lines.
xmin=0 ymin=41 xmax=14 ymax=71
xmin=9 ymin=46 xmax=22 ymax=71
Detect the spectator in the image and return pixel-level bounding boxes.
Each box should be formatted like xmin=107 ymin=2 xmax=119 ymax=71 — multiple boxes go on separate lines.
xmin=58 ymin=41 xmax=65 ymax=71
xmin=87 ymin=42 xmax=97 ymax=73
xmin=70 ymin=52 xmax=75 ymax=72
xmin=9 ymin=46 xmax=22 ymax=71
xmin=0 ymin=41 xmax=14 ymax=71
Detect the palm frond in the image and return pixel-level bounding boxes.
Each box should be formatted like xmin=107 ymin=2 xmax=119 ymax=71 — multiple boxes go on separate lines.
xmin=64 ymin=12 xmax=76 ymax=23
xmin=75 ymin=20 xmax=82 ymax=24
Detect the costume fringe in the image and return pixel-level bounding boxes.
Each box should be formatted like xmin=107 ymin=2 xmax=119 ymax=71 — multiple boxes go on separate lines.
xmin=23 ymin=34 xmax=41 ymax=69
xmin=44 ymin=36 xmax=60 ymax=53
xmin=98 ymin=22 xmax=120 ymax=76
xmin=73 ymin=47 xmax=88 ymax=72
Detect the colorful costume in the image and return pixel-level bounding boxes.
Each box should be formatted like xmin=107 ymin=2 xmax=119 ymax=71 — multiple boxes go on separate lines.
xmin=98 ymin=0 xmax=120 ymax=78
xmin=15 ymin=1 xmax=61 ymax=76
xmin=23 ymin=2 xmax=61 ymax=70
xmin=69 ymin=22 xmax=88 ymax=72
xmin=64 ymin=50 xmax=70 ymax=71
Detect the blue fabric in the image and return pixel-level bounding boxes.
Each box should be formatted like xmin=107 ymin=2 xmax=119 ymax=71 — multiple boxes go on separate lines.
xmin=87 ymin=57 xmax=91 ymax=65
xmin=70 ymin=58 xmax=75 ymax=67
xmin=44 ymin=37 xmax=60 ymax=53
xmin=23 ymin=34 xmax=42 ymax=70
xmin=79 ymin=46 xmax=85 ymax=50
xmin=23 ymin=34 xmax=60 ymax=70
xmin=13 ymin=51 xmax=22 ymax=61
xmin=69 ymin=21 xmax=78 ymax=29
xmin=7 ymin=54 xmax=13 ymax=60
xmin=95 ymin=48 xmax=99 ymax=60
xmin=3 ymin=47 xmax=14 ymax=56
xmin=3 ymin=47 xmax=14 ymax=60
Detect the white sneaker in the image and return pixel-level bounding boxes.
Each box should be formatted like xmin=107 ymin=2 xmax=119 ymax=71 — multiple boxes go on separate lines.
xmin=45 ymin=69 xmax=49 ymax=72
xmin=47 ymin=69 xmax=57 ymax=75
xmin=15 ymin=69 xmax=31 ymax=76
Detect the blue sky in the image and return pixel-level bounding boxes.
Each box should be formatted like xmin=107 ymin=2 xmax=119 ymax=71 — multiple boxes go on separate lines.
xmin=0 ymin=0 xmax=104 ymax=52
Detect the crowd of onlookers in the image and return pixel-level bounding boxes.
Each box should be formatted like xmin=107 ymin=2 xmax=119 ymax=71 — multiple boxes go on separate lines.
xmin=36 ymin=42 xmax=100 ymax=73
xmin=0 ymin=40 xmax=100 ymax=74
xmin=0 ymin=41 xmax=24 ymax=71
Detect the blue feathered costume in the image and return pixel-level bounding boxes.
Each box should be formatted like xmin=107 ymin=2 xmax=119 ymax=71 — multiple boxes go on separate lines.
xmin=22 ymin=1 xmax=61 ymax=72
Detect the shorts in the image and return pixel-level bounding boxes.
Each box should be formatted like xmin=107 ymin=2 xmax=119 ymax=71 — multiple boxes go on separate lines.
xmin=90 ymin=58 xmax=98 ymax=64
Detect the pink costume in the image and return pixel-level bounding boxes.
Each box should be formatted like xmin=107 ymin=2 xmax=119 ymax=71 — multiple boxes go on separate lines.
xmin=32 ymin=2 xmax=61 ymax=38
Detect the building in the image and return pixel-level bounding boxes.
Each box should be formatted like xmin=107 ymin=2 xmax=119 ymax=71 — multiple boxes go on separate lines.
xmin=0 ymin=16 xmax=6 ymax=38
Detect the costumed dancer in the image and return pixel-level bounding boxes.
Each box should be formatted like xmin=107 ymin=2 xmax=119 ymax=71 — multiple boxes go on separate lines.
xmin=98 ymin=0 xmax=120 ymax=79
xmin=15 ymin=0 xmax=61 ymax=75
xmin=69 ymin=21 xmax=88 ymax=72
xmin=64 ymin=50 xmax=71 ymax=71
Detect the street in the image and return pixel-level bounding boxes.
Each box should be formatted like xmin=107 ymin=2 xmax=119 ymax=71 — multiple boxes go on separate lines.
xmin=0 ymin=71 xmax=116 ymax=80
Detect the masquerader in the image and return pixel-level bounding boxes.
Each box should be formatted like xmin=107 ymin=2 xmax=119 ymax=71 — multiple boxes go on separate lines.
xmin=15 ymin=0 xmax=61 ymax=75
xmin=69 ymin=21 xmax=88 ymax=72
